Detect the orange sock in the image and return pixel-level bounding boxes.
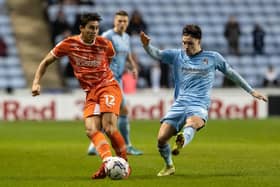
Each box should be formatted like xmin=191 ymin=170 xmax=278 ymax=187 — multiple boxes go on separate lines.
xmin=91 ymin=131 xmax=112 ymax=161
xmin=108 ymin=130 xmax=127 ymax=160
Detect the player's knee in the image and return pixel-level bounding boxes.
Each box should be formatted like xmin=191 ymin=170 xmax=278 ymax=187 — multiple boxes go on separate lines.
xmin=157 ymin=139 xmax=165 ymax=146
xmin=186 ymin=117 xmax=205 ymax=130
xmin=85 ymin=127 xmax=96 ymax=138
xmin=157 ymin=135 xmax=168 ymax=146
xmin=102 ymin=120 xmax=117 ymax=134
xmin=102 ymin=125 xmax=112 ymax=134
xmin=186 ymin=123 xmax=204 ymax=130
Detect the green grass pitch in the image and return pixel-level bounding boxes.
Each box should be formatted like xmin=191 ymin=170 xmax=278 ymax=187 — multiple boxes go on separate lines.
xmin=0 ymin=118 xmax=279 ymax=187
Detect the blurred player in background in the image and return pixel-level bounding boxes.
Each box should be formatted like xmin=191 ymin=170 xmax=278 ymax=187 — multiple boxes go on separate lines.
xmin=88 ymin=10 xmax=143 ymax=156
xmin=32 ymin=13 xmax=129 ymax=179
xmin=140 ymin=25 xmax=267 ymax=176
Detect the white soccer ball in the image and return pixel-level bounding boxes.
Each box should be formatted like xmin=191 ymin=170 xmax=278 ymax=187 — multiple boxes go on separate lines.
xmin=105 ymin=156 xmax=129 ymax=180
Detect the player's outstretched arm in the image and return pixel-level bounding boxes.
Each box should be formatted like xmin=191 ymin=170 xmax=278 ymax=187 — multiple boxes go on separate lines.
xmin=127 ymin=53 xmax=138 ymax=79
xmin=32 ymin=52 xmax=57 ymax=96
xmin=140 ymin=31 xmax=150 ymax=46
xmin=222 ymin=66 xmax=268 ymax=103
xmin=251 ymin=90 xmax=268 ymax=102
xmin=140 ymin=31 xmax=162 ymax=61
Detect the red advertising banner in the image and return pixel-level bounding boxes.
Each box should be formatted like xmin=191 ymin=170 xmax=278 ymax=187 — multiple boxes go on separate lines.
xmin=0 ymin=91 xmax=267 ymax=120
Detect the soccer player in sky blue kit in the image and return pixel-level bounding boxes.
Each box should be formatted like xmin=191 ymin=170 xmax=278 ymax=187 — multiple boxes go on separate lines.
xmin=140 ymin=25 xmax=267 ymax=176
xmin=88 ymin=10 xmax=143 ymax=156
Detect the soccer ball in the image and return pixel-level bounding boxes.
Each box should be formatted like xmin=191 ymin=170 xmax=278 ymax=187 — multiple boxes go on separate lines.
xmin=105 ymin=156 xmax=129 ymax=180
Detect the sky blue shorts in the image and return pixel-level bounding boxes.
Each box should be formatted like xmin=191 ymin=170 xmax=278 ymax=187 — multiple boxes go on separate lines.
xmin=160 ymin=100 xmax=208 ymax=133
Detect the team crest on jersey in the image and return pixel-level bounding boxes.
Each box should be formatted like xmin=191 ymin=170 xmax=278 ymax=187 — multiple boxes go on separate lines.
xmin=203 ymin=58 xmax=208 ymax=65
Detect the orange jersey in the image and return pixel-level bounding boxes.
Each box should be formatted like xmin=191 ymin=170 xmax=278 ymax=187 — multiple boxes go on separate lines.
xmin=51 ymin=35 xmax=116 ymax=91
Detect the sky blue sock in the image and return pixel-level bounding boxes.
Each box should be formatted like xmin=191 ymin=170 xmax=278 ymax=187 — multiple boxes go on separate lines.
xmin=182 ymin=126 xmax=196 ymax=147
xmin=158 ymin=143 xmax=173 ymax=166
xmin=118 ymin=115 xmax=131 ymax=146
xmin=87 ymin=143 xmax=98 ymax=154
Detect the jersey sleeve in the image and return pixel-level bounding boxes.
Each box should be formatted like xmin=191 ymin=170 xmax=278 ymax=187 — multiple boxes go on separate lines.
xmin=214 ymin=52 xmax=229 ymax=73
xmin=106 ymin=40 xmax=115 ymax=59
xmin=51 ymin=40 xmax=69 ymax=58
xmin=215 ymin=52 xmax=254 ymax=93
xmin=102 ymin=31 xmax=111 ymax=40
xmin=161 ymin=49 xmax=178 ymax=64
xmin=143 ymin=44 xmax=178 ymax=64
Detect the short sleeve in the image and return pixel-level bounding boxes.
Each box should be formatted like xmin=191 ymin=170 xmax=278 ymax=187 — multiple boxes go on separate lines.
xmin=51 ymin=40 xmax=69 ymax=58
xmin=102 ymin=31 xmax=111 ymax=40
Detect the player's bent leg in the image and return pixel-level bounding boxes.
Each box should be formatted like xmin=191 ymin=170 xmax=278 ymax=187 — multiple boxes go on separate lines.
xmin=89 ymin=132 xmax=112 ymax=180
xmin=171 ymin=132 xmax=185 ymax=156
xmin=108 ymin=130 xmax=127 ymax=160
xmin=119 ymin=105 xmax=143 ymax=156
xmin=157 ymin=143 xmax=175 ymax=176
xmin=85 ymin=117 xmax=100 ymax=156
xmin=172 ymin=116 xmax=205 ymax=156
xmin=157 ymin=123 xmax=176 ymax=176
xmin=118 ymin=115 xmax=130 ymax=144
xmin=85 ymin=117 xmax=110 ymax=179
xmin=118 ymin=114 xmax=143 ymax=155
xmin=103 ymin=113 xmax=128 ymax=161
xmin=172 ymin=126 xmax=195 ymax=156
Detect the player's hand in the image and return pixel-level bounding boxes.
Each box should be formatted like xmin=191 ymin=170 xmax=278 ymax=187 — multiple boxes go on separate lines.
xmin=251 ymin=90 xmax=268 ymax=102
xmin=32 ymin=83 xmax=41 ymax=96
xmin=140 ymin=31 xmax=150 ymax=46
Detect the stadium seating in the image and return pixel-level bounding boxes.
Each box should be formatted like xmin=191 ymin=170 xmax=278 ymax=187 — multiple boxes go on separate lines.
xmin=0 ymin=0 xmax=26 ymax=89
xmin=46 ymin=0 xmax=280 ymax=87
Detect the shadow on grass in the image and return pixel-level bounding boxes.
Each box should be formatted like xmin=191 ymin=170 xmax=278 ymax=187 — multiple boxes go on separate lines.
xmin=134 ymin=172 xmax=245 ymax=180
xmin=0 ymin=176 xmax=89 ymax=181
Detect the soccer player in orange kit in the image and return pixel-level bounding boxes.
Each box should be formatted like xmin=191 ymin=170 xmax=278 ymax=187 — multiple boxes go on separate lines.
xmin=31 ymin=13 xmax=129 ymax=179
xmin=87 ymin=10 xmax=143 ymax=156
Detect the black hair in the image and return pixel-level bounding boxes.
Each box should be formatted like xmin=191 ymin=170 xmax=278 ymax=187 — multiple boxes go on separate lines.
xmin=80 ymin=13 xmax=102 ymax=27
xmin=115 ymin=10 xmax=129 ymax=17
xmin=182 ymin=24 xmax=202 ymax=39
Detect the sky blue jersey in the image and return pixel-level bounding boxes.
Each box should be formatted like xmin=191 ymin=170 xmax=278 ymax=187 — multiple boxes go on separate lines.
xmin=160 ymin=49 xmax=254 ymax=108
xmin=102 ymin=29 xmax=131 ymax=82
